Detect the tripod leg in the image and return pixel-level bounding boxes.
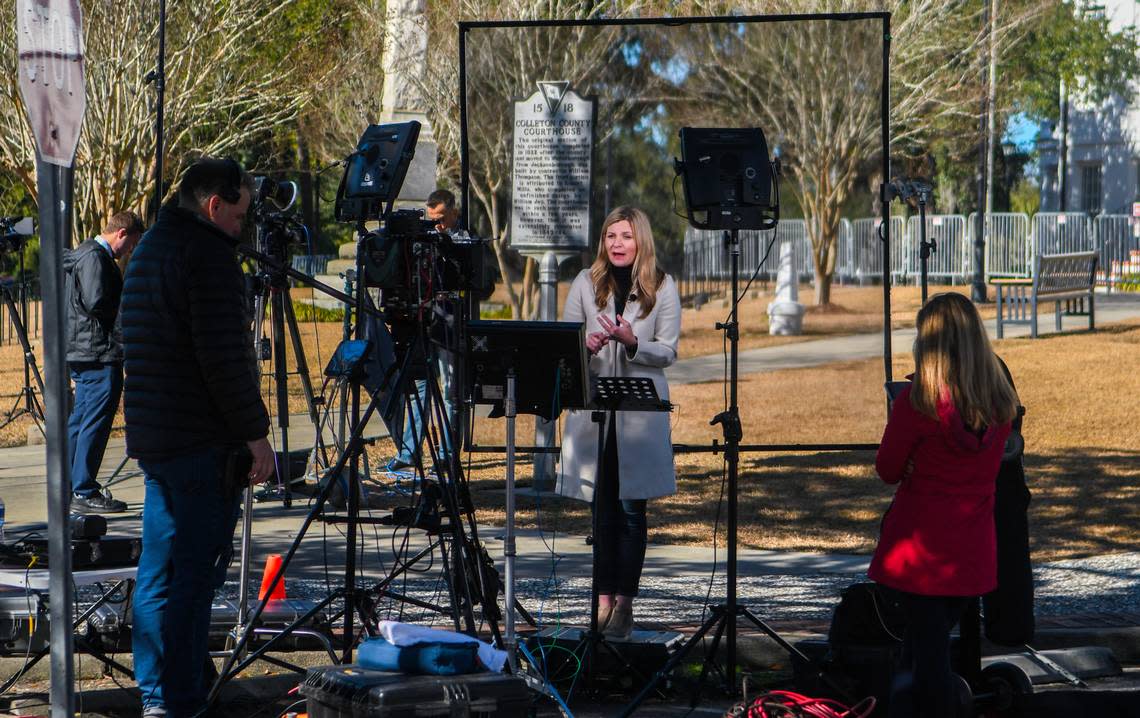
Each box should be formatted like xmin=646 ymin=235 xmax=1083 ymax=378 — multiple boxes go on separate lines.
xmin=270 ymin=289 xmax=292 ymax=508
xmin=693 ymin=610 xmax=730 ymax=705
xmin=617 ymin=611 xmax=727 ymax=718
xmin=101 ymin=453 xmax=134 ymax=488
xmin=1 ymin=285 xmax=46 ymax=406
xmin=283 ymin=296 xmax=320 ymax=426
xmin=208 ymin=386 xmax=385 ymax=706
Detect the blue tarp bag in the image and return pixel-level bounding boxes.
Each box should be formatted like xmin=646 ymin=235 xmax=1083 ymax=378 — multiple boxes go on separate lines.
xmin=357 ymin=638 xmax=481 ymax=676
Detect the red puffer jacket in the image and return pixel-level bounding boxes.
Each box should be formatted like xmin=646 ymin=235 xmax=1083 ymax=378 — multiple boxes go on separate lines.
xmin=868 ymin=384 xmax=1011 ymax=597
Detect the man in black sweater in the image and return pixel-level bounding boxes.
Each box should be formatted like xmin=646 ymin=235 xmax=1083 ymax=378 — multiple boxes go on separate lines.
xmin=121 ymin=158 xmax=274 ymax=718
xmin=64 ymin=211 xmax=143 ymax=513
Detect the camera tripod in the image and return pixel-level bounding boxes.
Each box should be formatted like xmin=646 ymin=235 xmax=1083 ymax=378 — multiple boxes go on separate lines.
xmin=0 ymin=273 xmax=45 ymax=437
xmin=206 ymin=237 xmax=517 ymax=707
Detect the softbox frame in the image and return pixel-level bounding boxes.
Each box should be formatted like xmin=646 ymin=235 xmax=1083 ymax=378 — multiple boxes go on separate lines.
xmin=457 ymin=12 xmax=896 ymax=451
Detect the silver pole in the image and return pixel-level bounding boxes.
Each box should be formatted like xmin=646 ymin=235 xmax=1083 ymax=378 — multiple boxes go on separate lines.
xmin=504 ymin=369 xmax=517 ymax=671
xmin=533 ymin=251 xmax=559 ymax=491
xmin=233 ymin=486 xmax=255 ymax=654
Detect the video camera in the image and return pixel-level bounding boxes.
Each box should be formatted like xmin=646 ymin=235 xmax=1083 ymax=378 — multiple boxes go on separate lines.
xmin=0 ymin=217 xmax=35 ymax=254
xmin=251 ymin=176 xmax=308 ymax=260
xmin=361 ymin=208 xmax=492 ymax=297
xmin=335 ymin=123 xmax=494 ymax=299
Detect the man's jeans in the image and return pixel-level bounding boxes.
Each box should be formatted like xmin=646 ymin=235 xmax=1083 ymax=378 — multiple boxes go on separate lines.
xmin=133 ymin=447 xmax=241 ymax=717
xmin=394 ymin=352 xmax=458 ymax=466
xmin=66 ymin=362 xmax=122 ymax=497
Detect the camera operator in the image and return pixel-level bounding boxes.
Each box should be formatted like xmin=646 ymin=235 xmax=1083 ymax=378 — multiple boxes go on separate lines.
xmin=121 ymin=157 xmax=274 ymax=718
xmin=386 ymin=188 xmax=463 ymax=471
xmin=63 ymin=211 xmax=143 ymax=513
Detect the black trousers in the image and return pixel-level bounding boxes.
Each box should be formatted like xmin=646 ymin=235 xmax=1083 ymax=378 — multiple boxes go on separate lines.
xmin=594 ymin=423 xmax=648 ymax=597
xmin=889 ymin=593 xmax=969 ymax=718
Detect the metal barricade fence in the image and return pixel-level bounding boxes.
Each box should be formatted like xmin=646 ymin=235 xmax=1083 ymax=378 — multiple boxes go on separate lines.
xmin=968 ymin=212 xmax=1032 ymax=279
xmin=842 ymin=217 xmax=899 ymax=285
xmin=1095 ymin=214 xmax=1140 ymax=291
xmin=904 ymin=214 xmax=969 ymax=283
xmin=290 ymin=254 xmax=333 ymax=278
xmin=682 ymin=221 xmax=811 ymax=299
xmin=681 ymin=211 xmax=1136 ymax=298
xmin=1032 ymin=212 xmax=1094 ymax=257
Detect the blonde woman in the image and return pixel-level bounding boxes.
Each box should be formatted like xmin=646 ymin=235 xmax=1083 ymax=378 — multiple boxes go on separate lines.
xmin=869 ymin=292 xmax=1019 ymax=717
xmin=557 ymin=206 xmax=681 ymax=640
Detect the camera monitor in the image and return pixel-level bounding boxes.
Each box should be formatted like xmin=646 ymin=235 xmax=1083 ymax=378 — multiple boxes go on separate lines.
xmin=335 ymin=121 xmax=421 ymax=223
xmin=676 ymin=127 xmax=778 ymax=231
xmin=467 ymin=320 xmax=589 ymax=420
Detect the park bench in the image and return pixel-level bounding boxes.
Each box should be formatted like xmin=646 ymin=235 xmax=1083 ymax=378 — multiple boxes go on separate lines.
xmin=992 ymin=251 xmax=1097 ymax=339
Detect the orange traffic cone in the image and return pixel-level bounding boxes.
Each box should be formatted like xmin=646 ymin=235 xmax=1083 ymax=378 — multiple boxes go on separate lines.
xmin=258 ymin=553 xmax=287 ymax=600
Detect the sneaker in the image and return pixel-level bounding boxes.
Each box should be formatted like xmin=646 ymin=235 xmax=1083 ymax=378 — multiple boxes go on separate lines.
xmin=72 ymin=490 xmax=128 ymax=514
xmin=385 ymin=457 xmax=413 ymax=472
xmin=141 ymin=704 xmax=166 ymax=717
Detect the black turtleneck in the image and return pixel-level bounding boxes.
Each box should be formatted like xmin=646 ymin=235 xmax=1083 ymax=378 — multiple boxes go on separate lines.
xmin=612 ymin=265 xmax=633 ymax=317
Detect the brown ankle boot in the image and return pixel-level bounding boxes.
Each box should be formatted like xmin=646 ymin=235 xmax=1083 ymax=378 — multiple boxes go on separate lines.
xmin=595 ymin=602 xmax=614 ymax=633
xmin=603 ymin=606 xmax=633 ymax=641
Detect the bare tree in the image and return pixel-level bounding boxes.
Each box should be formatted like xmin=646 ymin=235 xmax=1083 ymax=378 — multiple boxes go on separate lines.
xmin=298 ymin=0 xmax=388 ymax=166
xmin=397 ymin=0 xmax=669 ymax=318
xmin=677 ymin=0 xmax=1041 ymax=305
xmin=0 ymin=0 xmax=338 ymax=235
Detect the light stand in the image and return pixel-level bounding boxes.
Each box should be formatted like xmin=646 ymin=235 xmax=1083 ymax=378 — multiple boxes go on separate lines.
xmin=916 ymin=188 xmax=934 ymax=303
xmin=622 ymin=127 xmax=837 ymax=714
xmin=885 ymin=178 xmax=936 ymax=302
xmin=620 ymin=230 xmax=821 ymax=717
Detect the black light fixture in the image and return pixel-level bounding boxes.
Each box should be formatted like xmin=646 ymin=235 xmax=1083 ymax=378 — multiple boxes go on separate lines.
xmin=674 ymin=127 xmax=779 ymax=231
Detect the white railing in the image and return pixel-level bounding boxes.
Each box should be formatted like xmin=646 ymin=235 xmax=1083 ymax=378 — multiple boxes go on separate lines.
xmin=1095 ymin=214 xmax=1140 ymax=291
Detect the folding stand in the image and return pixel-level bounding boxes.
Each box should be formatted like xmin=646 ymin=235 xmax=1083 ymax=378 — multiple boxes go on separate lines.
xmin=466 ymin=320 xmax=589 ymax=703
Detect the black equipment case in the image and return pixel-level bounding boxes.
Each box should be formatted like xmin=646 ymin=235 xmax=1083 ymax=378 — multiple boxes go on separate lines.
xmin=299 ymin=665 xmax=532 ymax=717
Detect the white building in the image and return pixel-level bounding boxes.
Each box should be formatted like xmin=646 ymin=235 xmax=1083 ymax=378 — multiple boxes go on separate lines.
xmin=1038 ymin=0 xmax=1140 ymax=215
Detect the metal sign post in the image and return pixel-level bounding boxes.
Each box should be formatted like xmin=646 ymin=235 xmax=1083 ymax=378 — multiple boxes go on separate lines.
xmin=510 ymin=82 xmax=595 ymax=488
xmin=16 ymin=1 xmax=86 ymax=715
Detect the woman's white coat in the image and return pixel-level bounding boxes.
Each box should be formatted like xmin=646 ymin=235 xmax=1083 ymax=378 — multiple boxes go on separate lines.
xmin=556 ymin=268 xmax=681 ymax=502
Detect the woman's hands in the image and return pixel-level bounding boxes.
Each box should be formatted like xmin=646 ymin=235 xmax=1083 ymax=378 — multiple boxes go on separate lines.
xmin=586 ymin=331 xmax=610 ymax=355
xmin=598 ymin=313 xmax=637 ymax=349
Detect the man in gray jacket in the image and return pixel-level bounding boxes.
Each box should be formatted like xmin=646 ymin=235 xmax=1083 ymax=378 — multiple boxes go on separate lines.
xmin=64 ymin=211 xmax=144 ymax=513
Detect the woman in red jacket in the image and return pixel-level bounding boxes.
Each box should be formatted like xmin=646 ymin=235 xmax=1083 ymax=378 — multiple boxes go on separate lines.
xmin=869 ymin=292 xmax=1019 ymax=717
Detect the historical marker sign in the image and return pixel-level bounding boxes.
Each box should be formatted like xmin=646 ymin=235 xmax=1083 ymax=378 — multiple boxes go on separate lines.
xmin=17 ymin=0 xmax=86 ymax=167
xmin=510 ymin=82 xmax=595 ymax=252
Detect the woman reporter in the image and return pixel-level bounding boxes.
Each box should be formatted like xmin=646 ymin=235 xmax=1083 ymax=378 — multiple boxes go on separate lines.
xmin=557 ymin=206 xmax=681 ymax=640
xmin=869 ymin=292 xmax=1020 ymax=717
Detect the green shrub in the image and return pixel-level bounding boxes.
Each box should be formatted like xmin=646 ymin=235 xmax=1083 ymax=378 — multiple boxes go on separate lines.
xmin=292 ymin=301 xmax=345 ymax=323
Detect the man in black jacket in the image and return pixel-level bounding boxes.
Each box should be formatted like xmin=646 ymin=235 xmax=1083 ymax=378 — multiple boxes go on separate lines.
xmin=121 ymin=158 xmax=274 ymax=718
xmin=64 ymin=211 xmax=143 ymax=513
